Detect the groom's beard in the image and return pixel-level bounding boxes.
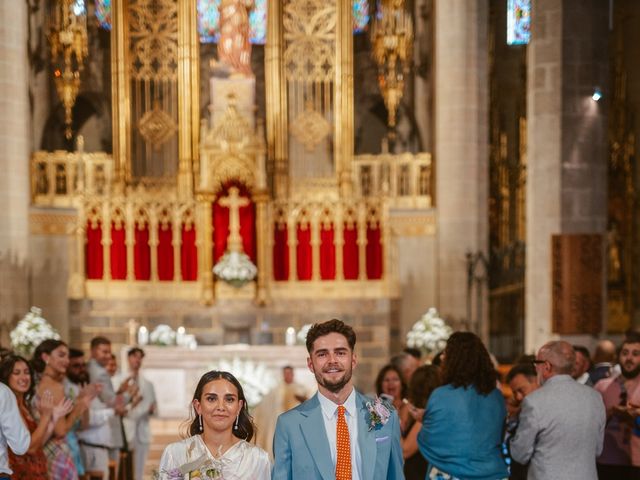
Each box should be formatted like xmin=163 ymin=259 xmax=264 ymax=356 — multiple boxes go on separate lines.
xmin=315 ymin=364 xmax=353 ymax=393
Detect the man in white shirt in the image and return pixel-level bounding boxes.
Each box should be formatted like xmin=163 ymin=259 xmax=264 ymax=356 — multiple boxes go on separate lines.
xmin=272 ymin=319 xmax=404 ymax=480
xmin=0 ymin=382 xmax=30 ymax=478
xmin=121 ymin=347 xmax=156 ymax=480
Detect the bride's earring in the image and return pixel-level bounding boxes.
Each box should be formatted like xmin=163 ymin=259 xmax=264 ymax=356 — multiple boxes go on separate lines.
xmin=199 ymin=414 xmax=203 ymax=432
xmin=234 ymin=414 xmax=239 ymax=430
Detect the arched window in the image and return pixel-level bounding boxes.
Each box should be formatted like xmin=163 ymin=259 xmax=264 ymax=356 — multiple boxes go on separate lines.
xmin=96 ymin=0 xmax=370 ymax=39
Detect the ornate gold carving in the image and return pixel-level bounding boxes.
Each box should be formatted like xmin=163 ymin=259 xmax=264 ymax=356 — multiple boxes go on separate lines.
xmin=290 ymin=102 xmax=331 ymax=151
xmin=199 ymin=100 xmax=266 ymax=193
xmin=389 ymin=214 xmax=436 ymax=237
xmin=128 ymin=0 xmax=179 ymax=81
xmin=283 ymin=0 xmax=336 ymax=82
xmin=29 ymin=211 xmax=77 ymax=236
xmin=371 ymin=0 xmax=413 ymax=130
xmin=49 ymin=0 xmax=88 ymax=139
xmin=138 ymin=102 xmax=178 ymax=148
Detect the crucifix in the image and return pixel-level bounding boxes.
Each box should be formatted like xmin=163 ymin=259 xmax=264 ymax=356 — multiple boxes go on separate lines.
xmin=219 ymin=186 xmax=250 ymax=253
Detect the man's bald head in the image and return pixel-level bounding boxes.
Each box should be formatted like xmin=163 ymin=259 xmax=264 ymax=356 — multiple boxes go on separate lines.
xmin=593 ymin=340 xmax=616 ymax=364
xmin=538 ymin=341 xmax=576 ymax=375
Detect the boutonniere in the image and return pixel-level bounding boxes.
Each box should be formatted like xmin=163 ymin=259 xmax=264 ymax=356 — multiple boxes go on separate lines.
xmin=365 ymin=397 xmax=392 ymax=431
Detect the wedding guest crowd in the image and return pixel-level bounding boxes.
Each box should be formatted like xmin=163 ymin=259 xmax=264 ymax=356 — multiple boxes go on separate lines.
xmin=0 ymin=336 xmax=156 ymax=480
xmin=2 ymin=322 xmax=640 ymax=480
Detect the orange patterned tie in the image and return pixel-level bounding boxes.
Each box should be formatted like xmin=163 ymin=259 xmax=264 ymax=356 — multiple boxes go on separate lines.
xmin=335 ymin=405 xmax=352 ymax=480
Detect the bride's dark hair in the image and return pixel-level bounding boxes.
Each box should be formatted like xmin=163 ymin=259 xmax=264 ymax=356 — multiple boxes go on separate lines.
xmin=187 ymin=370 xmax=255 ymax=441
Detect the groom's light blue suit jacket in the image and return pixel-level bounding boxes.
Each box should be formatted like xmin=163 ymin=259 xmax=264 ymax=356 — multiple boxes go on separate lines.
xmin=272 ymin=391 xmax=405 ymax=480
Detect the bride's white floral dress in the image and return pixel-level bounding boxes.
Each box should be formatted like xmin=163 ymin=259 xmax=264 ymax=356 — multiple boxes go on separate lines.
xmin=158 ymin=435 xmax=270 ymax=480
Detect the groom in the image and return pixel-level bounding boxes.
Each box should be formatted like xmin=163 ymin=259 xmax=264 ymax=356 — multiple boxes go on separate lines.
xmin=272 ymin=319 xmax=404 ymax=480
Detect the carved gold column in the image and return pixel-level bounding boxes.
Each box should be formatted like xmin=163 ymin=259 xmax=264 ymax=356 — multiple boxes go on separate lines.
xmin=102 ymin=203 xmax=112 ymax=280
xmin=197 ymin=195 xmax=214 ymax=304
xmin=254 ymin=189 xmax=270 ymax=304
xmin=335 ymin=0 xmax=354 ymax=197
xmin=126 ymin=204 xmax=135 ymax=280
xmin=265 ymin=0 xmax=289 ymax=199
xmin=69 ymin=201 xmax=86 ymax=298
xmin=334 ymin=204 xmax=345 ymax=281
xmin=111 ymin=0 xmax=131 ymax=184
xmin=288 ymin=214 xmax=298 ymax=281
xmin=381 ymin=203 xmax=390 ymax=281
xmin=357 ymin=202 xmax=367 ymax=281
xmin=149 ymin=209 xmax=159 ymax=281
xmin=172 ymin=210 xmax=183 ymax=281
xmin=177 ymin=0 xmax=198 ymax=197
xmin=311 ymin=211 xmax=321 ymax=281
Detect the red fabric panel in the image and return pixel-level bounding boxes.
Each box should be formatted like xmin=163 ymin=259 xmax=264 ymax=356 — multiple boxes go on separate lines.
xmin=86 ymin=221 xmax=103 ymax=279
xmin=157 ymin=225 xmax=174 ymax=281
xmin=181 ymin=225 xmax=198 ymax=281
xmin=296 ymin=224 xmax=312 ymax=281
xmin=273 ymin=224 xmax=289 ymax=280
xmin=320 ymin=225 xmax=336 ymax=280
xmin=366 ymin=223 xmax=383 ymax=279
xmin=343 ymin=224 xmax=359 ymax=280
xmin=110 ymin=223 xmax=127 ymax=280
xmin=239 ymin=202 xmax=256 ymax=261
xmin=212 ymin=201 xmax=230 ymax=263
xmin=134 ymin=224 xmax=151 ymax=280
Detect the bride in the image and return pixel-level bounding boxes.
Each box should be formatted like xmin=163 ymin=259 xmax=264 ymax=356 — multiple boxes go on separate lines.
xmin=158 ymin=370 xmax=270 ymax=479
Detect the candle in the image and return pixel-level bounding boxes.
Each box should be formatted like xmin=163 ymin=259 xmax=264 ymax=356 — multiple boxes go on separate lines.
xmin=137 ymin=326 xmax=149 ymax=346
xmin=285 ymin=327 xmax=296 ymax=346
xmin=176 ymin=326 xmax=186 ymax=346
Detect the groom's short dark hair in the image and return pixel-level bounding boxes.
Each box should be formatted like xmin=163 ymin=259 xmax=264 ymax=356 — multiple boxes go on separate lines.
xmin=305 ymin=319 xmax=356 ymax=353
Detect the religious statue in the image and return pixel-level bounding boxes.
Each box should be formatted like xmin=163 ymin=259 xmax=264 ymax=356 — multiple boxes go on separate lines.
xmin=217 ymin=0 xmax=255 ymax=77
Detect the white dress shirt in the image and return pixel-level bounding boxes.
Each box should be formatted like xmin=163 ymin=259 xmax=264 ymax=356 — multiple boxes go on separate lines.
xmin=0 ymin=382 xmax=30 ymax=474
xmin=318 ymin=388 xmax=362 ymax=480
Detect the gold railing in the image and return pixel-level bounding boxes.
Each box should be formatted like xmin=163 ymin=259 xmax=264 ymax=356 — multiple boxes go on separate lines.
xmin=268 ymin=197 xmax=398 ymax=299
xmin=31 ymin=150 xmax=400 ymax=303
xmin=353 ymin=152 xmax=433 ymax=208
xmin=71 ymin=194 xmax=397 ymax=302
xmin=31 ymin=150 xmax=115 ymax=207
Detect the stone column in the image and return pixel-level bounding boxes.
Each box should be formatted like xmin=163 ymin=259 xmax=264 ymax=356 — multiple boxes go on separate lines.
xmin=525 ymin=0 xmax=608 ymax=352
xmin=0 ymin=0 xmax=30 ymax=343
xmin=434 ymin=0 xmax=490 ymax=339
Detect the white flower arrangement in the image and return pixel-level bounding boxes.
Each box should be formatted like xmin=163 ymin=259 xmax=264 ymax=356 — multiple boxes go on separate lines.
xmin=406 ymin=308 xmax=452 ymax=356
xmin=296 ymin=324 xmax=313 ymax=345
xmin=208 ymin=358 xmax=277 ymax=408
xmin=213 ymin=251 xmax=257 ymax=288
xmin=149 ymin=324 xmax=176 ymax=346
xmin=10 ymin=306 xmax=61 ymax=357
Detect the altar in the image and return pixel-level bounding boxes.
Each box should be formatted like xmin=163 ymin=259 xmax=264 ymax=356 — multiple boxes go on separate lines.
xmin=119 ymin=344 xmax=316 ymax=419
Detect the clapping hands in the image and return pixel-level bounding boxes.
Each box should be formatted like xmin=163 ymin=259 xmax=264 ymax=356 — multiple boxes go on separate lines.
xmin=52 ymin=397 xmax=74 ymax=424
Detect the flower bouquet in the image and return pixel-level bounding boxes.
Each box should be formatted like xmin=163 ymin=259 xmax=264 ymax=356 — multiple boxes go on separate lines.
xmin=10 ymin=306 xmax=61 ymax=357
xmin=406 ymin=308 xmax=452 ymax=357
xmin=296 ymin=324 xmax=313 ymax=345
xmin=149 ymin=324 xmax=177 ymax=346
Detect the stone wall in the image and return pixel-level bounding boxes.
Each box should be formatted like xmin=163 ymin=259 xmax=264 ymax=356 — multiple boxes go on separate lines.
xmin=0 ymin=0 xmax=31 ymax=345
xmin=526 ymin=0 xmax=608 ymax=351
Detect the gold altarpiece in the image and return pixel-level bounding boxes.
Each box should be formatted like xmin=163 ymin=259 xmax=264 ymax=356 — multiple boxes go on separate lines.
xmin=31 ymin=0 xmax=433 ymax=307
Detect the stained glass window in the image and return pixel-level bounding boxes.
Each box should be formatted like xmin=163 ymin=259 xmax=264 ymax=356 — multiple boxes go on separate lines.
xmin=96 ymin=0 xmax=369 ymax=41
xmin=197 ymin=0 xmax=268 ymax=45
xmin=353 ymin=0 xmax=370 ymax=33
xmin=95 ymin=0 xmax=111 ymax=30
xmin=507 ymin=0 xmax=530 ymax=45
xmin=72 ymin=0 xmax=86 ymax=16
